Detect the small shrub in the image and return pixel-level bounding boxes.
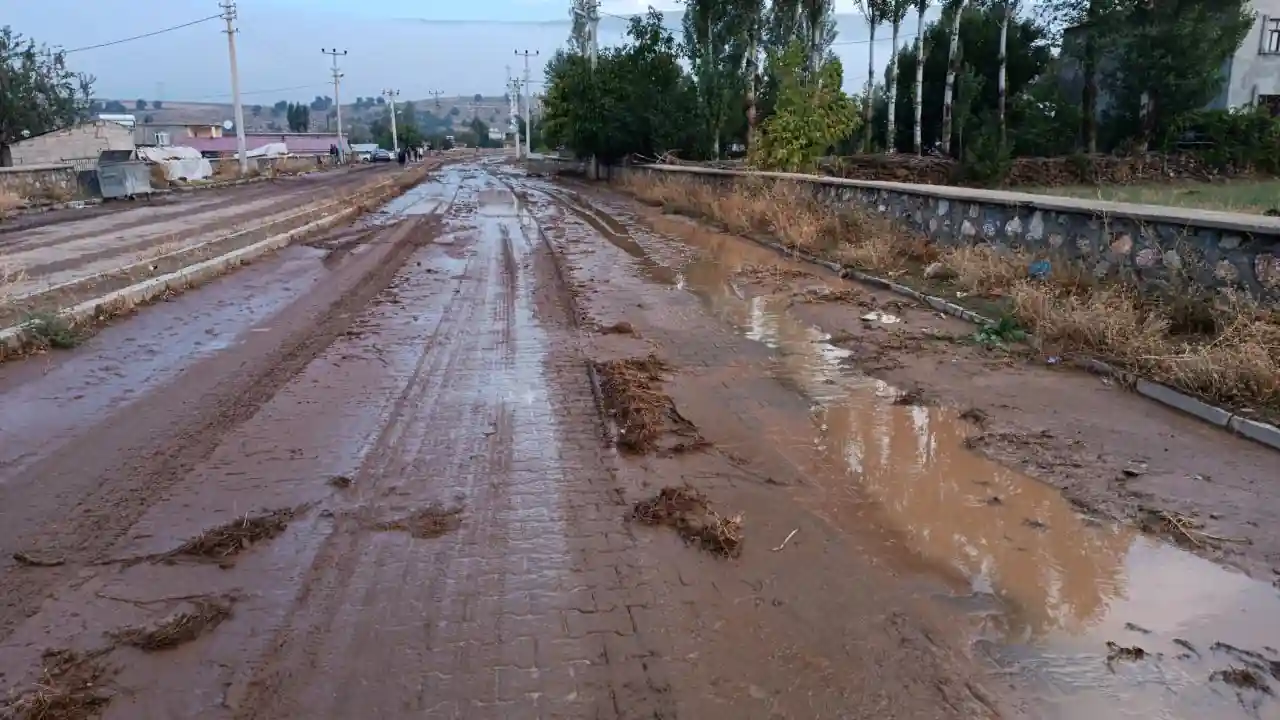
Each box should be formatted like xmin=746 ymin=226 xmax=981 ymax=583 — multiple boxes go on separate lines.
xmin=22 ymin=312 xmax=82 ymax=349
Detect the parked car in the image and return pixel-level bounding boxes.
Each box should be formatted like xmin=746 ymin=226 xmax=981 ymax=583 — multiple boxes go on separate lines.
xmin=370 ymin=149 xmax=392 ymax=163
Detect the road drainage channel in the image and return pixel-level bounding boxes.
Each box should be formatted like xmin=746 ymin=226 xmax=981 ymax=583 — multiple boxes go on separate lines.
xmin=542 ymin=186 xmax=1280 ymax=720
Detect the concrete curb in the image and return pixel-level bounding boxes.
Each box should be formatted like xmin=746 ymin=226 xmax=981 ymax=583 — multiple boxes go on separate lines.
xmin=0 ymin=168 xmax=428 ymax=355
xmin=736 ymin=230 xmax=1280 ymax=454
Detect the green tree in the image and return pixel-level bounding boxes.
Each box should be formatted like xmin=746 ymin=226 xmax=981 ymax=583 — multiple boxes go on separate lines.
xmin=855 ymin=0 xmax=887 ymax=151
xmin=103 ymin=100 xmax=127 ymax=113
xmin=273 ymin=100 xmax=288 ymax=116
xmin=752 ymin=40 xmax=858 ymax=171
xmin=152 ymin=100 xmax=163 ymax=109
xmin=286 ymin=103 xmax=310 ymax=132
xmin=940 ymin=0 xmax=967 ymax=155
xmin=1099 ymin=0 xmax=1251 ymax=149
xmin=136 ymin=98 xmax=147 ymax=110
xmin=683 ymin=0 xmax=750 ymax=159
xmin=0 ymin=27 xmax=93 ymax=166
xmin=473 ymin=93 xmax=484 ymax=102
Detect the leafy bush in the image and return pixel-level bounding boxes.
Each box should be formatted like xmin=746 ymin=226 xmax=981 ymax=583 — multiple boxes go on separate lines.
xmin=1167 ymin=106 xmax=1280 ymax=174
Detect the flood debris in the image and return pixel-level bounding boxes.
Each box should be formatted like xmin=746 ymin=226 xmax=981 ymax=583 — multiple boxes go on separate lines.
xmin=1211 ymin=641 xmax=1280 ymax=680
xmin=328 ymin=474 xmax=354 ymax=488
xmin=593 ymin=355 xmax=702 ymax=454
xmin=162 ymin=507 xmax=297 ymax=563
xmin=11 ymin=551 xmax=66 ymax=568
xmin=375 ymin=504 xmax=462 ymax=539
xmin=1123 ymin=622 xmax=1152 ymax=635
xmin=632 ymin=486 xmax=743 ymax=558
xmin=599 ymin=321 xmax=636 ymax=335
xmin=958 ymin=407 xmax=989 ymax=426
xmin=1135 ymin=507 xmax=1251 ymax=549
xmin=770 ymin=528 xmax=799 ymax=552
xmin=892 ymin=386 xmax=925 ymax=406
xmin=109 ymin=598 xmax=233 ymax=652
xmin=0 ymin=648 xmax=113 ymax=720
xmin=1105 ymin=641 xmax=1150 ymax=671
xmin=1211 ymin=666 xmax=1273 ymax=695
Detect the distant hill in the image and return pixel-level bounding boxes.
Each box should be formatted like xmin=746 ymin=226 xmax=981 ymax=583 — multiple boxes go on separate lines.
xmin=102 ymin=95 xmax=517 ymax=138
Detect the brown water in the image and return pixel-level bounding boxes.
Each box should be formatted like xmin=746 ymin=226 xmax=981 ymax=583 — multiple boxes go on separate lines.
xmin=521 ymin=177 xmax=1280 ymax=720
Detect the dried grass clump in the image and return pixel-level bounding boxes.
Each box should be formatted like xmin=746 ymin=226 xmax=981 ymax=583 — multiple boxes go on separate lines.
xmin=593 ymin=355 xmax=699 ymax=453
xmin=163 ymin=508 xmax=295 ymax=562
xmin=374 ymin=505 xmax=463 ymax=539
xmin=110 ymin=598 xmax=232 ymax=651
xmin=633 ymin=486 xmax=743 ymax=557
xmin=1 ymin=649 xmax=112 ymax=720
xmin=0 ymin=189 xmax=26 ymax=217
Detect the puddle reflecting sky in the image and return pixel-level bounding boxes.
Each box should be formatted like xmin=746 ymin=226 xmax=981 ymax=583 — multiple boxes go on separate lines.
xmin=528 ymin=181 xmax=1280 ymax=720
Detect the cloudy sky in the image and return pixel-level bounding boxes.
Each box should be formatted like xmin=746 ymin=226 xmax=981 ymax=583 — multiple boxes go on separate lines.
xmin=7 ymin=0 xmax=939 ymax=103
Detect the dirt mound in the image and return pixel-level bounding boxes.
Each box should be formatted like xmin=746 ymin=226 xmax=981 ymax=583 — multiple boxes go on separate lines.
xmin=632 ymin=487 xmax=743 ymax=557
xmin=162 ymin=508 xmax=296 ymax=563
xmin=375 ymin=505 xmax=463 ymax=539
xmin=593 ymin=355 xmax=704 ymax=454
xmin=1 ymin=649 xmax=112 ymax=720
xmin=109 ymin=598 xmax=233 ymax=652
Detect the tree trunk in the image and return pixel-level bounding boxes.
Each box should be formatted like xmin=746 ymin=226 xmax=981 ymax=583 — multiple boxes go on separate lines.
xmin=997 ymin=1 xmax=1009 ymax=148
xmin=913 ymin=5 xmax=926 ymax=154
xmin=1081 ymin=0 xmax=1101 ymax=153
xmin=887 ymin=18 xmax=901 ymax=153
xmin=863 ymin=24 xmax=877 ymax=152
xmin=746 ymin=23 xmax=759 ymax=152
xmin=941 ymin=1 xmax=964 ymax=156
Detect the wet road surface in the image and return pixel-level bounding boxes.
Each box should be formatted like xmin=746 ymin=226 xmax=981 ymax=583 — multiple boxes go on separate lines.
xmin=0 ymin=161 xmax=1276 ymax=719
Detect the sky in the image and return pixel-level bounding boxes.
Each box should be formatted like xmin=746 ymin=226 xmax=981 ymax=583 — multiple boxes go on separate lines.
xmin=6 ymin=0 xmax=939 ymax=103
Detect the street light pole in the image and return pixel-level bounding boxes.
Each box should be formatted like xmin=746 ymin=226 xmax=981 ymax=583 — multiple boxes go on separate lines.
xmin=514 ymin=49 xmax=539 ymax=158
xmin=219 ymin=0 xmax=248 ymax=175
xmin=322 ymin=48 xmax=348 ymax=163
xmin=383 ymin=88 xmax=400 ymax=153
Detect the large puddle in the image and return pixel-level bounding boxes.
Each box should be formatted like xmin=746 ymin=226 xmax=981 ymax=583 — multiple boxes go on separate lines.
xmin=526 ymin=180 xmax=1280 ymax=720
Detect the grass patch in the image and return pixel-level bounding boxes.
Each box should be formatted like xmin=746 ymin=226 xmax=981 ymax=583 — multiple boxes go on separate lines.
xmin=1021 ymin=179 xmax=1280 ymax=215
xmin=619 ymin=173 xmax=1280 ymax=423
xmin=20 ymin=312 xmax=82 ymax=350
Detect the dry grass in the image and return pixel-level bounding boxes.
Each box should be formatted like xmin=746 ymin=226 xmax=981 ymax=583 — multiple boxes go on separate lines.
xmin=1 ymin=649 xmax=112 ymax=720
xmin=620 ymin=173 xmax=1280 ymax=420
xmin=1 ymin=262 xmax=28 ymax=311
xmin=593 ymin=355 xmax=701 ymax=453
xmin=109 ymin=598 xmax=232 ymax=651
xmin=632 ymin=486 xmax=743 ymax=557
xmin=374 ymin=505 xmax=463 ymax=539
xmin=162 ymin=508 xmax=295 ymax=563
xmin=269 ymin=157 xmax=320 ymax=176
xmin=0 ymin=189 xmax=25 ymax=217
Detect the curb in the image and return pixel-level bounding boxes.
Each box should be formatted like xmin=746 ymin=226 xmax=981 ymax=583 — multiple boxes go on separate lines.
xmin=0 ymin=169 xmax=428 ymax=355
xmin=734 ymin=228 xmax=1280 ymax=454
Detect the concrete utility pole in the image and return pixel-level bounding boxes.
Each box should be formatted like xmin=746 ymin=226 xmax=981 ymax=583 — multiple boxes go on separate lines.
xmin=219 ymin=0 xmax=248 ymax=175
xmin=383 ymin=88 xmax=400 ymax=152
xmin=322 ymin=48 xmax=348 ymax=162
xmin=515 ymin=49 xmax=539 ymax=158
xmin=506 ymin=67 xmax=523 ymax=157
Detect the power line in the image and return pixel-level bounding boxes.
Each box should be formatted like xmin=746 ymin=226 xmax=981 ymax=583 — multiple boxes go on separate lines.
xmin=62 ymin=15 xmax=223 ymax=54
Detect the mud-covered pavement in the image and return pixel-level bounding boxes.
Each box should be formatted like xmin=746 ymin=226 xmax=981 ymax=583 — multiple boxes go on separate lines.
xmin=0 ymin=161 xmax=1277 ymax=719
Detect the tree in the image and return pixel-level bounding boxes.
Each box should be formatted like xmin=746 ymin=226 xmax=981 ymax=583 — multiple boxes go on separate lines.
xmin=473 ymin=93 xmax=484 ymax=102
xmin=273 ymin=100 xmax=288 ymax=116
xmin=136 ymin=98 xmax=147 ymax=110
xmin=884 ymin=0 xmax=911 ymax=153
xmin=251 ymin=104 xmax=262 ymax=117
xmin=143 ymin=114 xmax=154 ymax=124
xmin=152 ymin=100 xmax=163 ymax=109
xmin=375 ymin=95 xmax=385 ymax=105
xmin=0 ymin=27 xmax=93 ymax=166
xmin=911 ymin=0 xmax=932 ymax=153
xmin=940 ymin=0 xmax=967 ymax=155
xmin=684 ymin=0 xmax=752 ymax=159
xmin=286 ymin=103 xmax=310 ymax=132
xmin=994 ymin=0 xmax=1022 ymax=148
xmin=103 ymin=100 xmax=127 ymax=113
xmin=1099 ymin=0 xmax=1251 ymax=149
xmin=753 ymin=41 xmax=858 ymax=171
xmin=856 ymin=0 xmax=886 ymax=151
xmin=449 ymin=106 xmax=461 ymax=116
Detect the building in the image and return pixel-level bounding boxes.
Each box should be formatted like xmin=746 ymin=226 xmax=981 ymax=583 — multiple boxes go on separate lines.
xmin=1060 ymin=2 xmax=1280 ymax=118
xmin=7 ymin=120 xmax=136 ymax=169
xmin=134 ymin=123 xmax=227 ymax=147
xmin=174 ymin=132 xmax=350 ymax=157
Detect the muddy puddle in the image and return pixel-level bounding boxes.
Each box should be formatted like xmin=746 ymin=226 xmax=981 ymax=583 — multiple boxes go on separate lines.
xmin=529 ymin=182 xmax=1280 ymax=720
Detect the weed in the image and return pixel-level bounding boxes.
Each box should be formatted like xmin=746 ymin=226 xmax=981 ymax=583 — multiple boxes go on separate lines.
xmin=970 ymin=316 xmax=1028 ymax=348
xmin=21 ymin=312 xmax=81 ymax=350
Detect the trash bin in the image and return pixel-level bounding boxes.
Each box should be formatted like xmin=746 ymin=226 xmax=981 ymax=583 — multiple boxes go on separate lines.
xmin=97 ymin=149 xmax=154 ymax=200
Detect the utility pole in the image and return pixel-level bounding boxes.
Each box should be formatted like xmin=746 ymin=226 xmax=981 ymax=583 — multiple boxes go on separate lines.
xmin=506 ymin=69 xmax=523 ymax=157
xmin=383 ymin=88 xmax=400 ymax=153
xmin=322 ymin=48 xmax=348 ymax=163
xmin=515 ymin=49 xmax=539 ymax=158
xmin=428 ymin=90 xmax=444 ymax=108
xmin=219 ymin=0 xmax=248 ymax=175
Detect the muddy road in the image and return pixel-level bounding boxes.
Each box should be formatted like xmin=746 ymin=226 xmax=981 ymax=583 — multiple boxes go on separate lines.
xmin=0 ymin=161 xmax=1275 ymax=720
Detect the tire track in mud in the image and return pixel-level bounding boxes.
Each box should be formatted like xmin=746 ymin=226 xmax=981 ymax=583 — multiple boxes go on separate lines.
xmin=0 ymin=203 xmax=449 ymax=641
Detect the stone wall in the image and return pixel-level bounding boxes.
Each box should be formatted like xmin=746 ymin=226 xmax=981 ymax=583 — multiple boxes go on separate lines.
xmin=617 ymin=165 xmax=1280 ymax=303
xmin=0 ymin=164 xmax=87 ymax=204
